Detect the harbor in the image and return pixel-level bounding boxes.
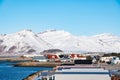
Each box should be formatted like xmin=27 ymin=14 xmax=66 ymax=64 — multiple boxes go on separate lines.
xmin=1 ymin=52 xmax=120 ymax=80
xmin=21 ymin=52 xmax=120 ymax=80
xmin=23 ymin=63 xmax=120 ymax=80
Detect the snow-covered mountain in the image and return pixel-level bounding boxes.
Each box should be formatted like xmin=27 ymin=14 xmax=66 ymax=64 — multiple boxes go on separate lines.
xmin=38 ymin=30 xmax=120 ymax=53
xmin=0 ymin=29 xmax=120 ymax=55
xmin=0 ymin=29 xmax=53 ymax=55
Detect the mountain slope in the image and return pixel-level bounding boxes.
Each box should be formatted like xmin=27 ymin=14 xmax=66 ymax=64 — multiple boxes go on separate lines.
xmin=38 ymin=30 xmax=120 ymax=52
xmin=0 ymin=30 xmax=53 ymax=55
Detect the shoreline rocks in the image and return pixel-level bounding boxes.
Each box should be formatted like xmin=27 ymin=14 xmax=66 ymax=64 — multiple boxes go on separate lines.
xmin=23 ymin=71 xmax=42 ymax=80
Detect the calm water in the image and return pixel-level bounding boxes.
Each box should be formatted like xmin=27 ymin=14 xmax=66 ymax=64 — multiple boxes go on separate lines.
xmin=0 ymin=61 xmax=52 ymax=80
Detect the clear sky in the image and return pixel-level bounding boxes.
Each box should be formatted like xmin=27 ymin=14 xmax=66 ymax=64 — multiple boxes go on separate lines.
xmin=0 ymin=0 xmax=120 ymax=36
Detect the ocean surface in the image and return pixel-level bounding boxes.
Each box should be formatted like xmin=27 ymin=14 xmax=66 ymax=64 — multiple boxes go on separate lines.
xmin=0 ymin=61 xmax=52 ymax=80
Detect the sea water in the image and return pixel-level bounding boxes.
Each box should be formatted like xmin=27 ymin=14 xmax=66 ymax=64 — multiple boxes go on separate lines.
xmin=0 ymin=61 xmax=52 ymax=80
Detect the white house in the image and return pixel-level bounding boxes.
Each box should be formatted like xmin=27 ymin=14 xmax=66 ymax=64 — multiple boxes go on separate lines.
xmin=111 ymin=57 xmax=120 ymax=64
xmin=22 ymin=54 xmax=44 ymax=58
xmin=100 ymin=56 xmax=114 ymax=63
xmin=32 ymin=55 xmax=48 ymax=62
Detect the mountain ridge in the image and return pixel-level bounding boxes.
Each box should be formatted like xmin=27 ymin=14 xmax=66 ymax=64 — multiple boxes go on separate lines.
xmin=0 ymin=29 xmax=120 ymax=55
xmin=38 ymin=30 xmax=120 ymax=53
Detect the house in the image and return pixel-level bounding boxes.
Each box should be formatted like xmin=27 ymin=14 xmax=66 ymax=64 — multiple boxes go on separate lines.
xmin=46 ymin=54 xmax=61 ymax=62
xmin=100 ymin=56 xmax=114 ymax=63
xmin=111 ymin=57 xmax=120 ymax=64
xmin=70 ymin=54 xmax=86 ymax=60
xmin=32 ymin=55 xmax=48 ymax=62
xmin=22 ymin=54 xmax=43 ymax=58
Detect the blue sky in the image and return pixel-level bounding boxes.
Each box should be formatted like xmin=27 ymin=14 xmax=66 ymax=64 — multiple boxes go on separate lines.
xmin=0 ymin=0 xmax=120 ymax=36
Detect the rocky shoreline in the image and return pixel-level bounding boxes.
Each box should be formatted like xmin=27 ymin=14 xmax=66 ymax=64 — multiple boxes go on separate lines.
xmin=23 ymin=71 xmax=42 ymax=80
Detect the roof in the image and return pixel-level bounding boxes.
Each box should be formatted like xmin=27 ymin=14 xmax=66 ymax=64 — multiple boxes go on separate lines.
xmin=54 ymin=66 xmax=111 ymax=80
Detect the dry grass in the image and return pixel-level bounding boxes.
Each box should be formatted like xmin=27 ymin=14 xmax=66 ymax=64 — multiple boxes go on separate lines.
xmin=14 ymin=62 xmax=61 ymax=67
xmin=0 ymin=57 xmax=32 ymax=61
